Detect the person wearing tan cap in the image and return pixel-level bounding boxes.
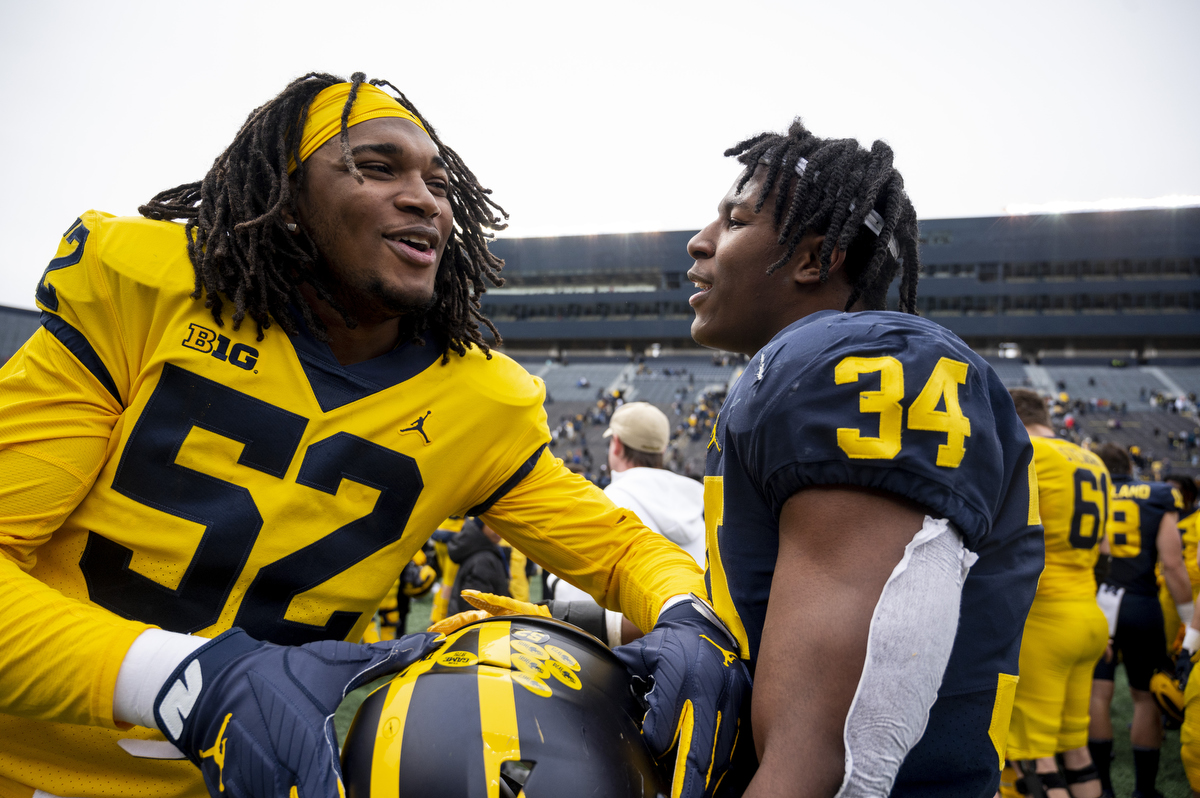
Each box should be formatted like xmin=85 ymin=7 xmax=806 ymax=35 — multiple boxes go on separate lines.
xmin=547 ymin=401 xmax=705 ymax=647
xmin=602 ymin=402 xmax=706 ymax=566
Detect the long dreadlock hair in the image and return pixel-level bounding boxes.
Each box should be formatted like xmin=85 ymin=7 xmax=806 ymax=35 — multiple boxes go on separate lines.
xmin=724 ymin=118 xmax=920 ymax=314
xmin=139 ymin=72 xmax=508 ymax=361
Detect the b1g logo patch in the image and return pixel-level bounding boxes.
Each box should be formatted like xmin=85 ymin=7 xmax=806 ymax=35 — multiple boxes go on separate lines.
xmin=183 ymin=323 xmax=259 ymax=372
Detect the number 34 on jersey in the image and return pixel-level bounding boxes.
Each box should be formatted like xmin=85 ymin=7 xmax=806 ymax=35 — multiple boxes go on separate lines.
xmin=835 ymin=355 xmax=971 ymax=468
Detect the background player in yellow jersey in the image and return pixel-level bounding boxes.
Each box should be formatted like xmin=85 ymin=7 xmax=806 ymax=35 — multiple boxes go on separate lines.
xmin=1164 ymin=477 xmax=1200 ymax=632
xmin=0 ymin=73 xmax=747 ymax=798
xmin=1002 ymin=390 xmax=1110 ymax=798
xmin=1170 ymin=477 xmax=1200 ymax=796
xmin=1089 ymin=444 xmax=1189 ymax=798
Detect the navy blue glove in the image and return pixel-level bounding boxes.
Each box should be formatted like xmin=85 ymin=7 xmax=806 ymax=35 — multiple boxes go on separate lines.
xmin=153 ymin=628 xmax=442 ymax=798
xmin=614 ymin=596 xmax=751 ymax=798
xmin=1178 ymin=647 xmax=1197 ymax=691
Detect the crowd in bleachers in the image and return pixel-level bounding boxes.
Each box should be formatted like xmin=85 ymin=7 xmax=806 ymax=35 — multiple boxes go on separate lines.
xmin=1044 ymin=382 xmax=1200 ymax=477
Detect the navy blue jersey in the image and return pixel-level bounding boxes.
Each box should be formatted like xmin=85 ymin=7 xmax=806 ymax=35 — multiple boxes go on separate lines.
xmin=1105 ymin=475 xmax=1184 ymax=596
xmin=704 ymin=310 xmax=1044 ymax=796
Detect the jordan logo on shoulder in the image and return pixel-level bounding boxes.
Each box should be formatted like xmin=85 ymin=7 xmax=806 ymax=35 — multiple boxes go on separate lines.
xmin=400 ymin=411 xmax=433 ymax=445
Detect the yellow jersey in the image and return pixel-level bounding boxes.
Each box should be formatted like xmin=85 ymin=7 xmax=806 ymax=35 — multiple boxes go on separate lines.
xmin=0 ymin=211 xmax=703 ymax=798
xmin=1028 ymin=435 xmax=1110 ymax=600
xmin=1182 ymin=509 xmax=1200 ymax=599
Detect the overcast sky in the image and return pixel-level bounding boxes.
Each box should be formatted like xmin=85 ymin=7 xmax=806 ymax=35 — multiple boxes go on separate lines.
xmin=1 ymin=0 xmax=1196 ymax=310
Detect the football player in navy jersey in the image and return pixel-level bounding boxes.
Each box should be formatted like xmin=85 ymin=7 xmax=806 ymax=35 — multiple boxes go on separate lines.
xmin=1088 ymin=443 xmax=1188 ymax=798
xmin=682 ymin=119 xmax=1044 ymax=797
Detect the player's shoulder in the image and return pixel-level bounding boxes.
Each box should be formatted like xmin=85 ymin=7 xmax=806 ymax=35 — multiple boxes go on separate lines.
xmin=758 ymin=310 xmax=989 ymax=399
xmin=745 ymin=309 xmax=998 ymax=425
xmin=1161 ymin=483 xmax=1186 ymax=512
xmin=1031 ymin=435 xmax=1105 ymax=470
xmin=766 ymin=309 xmax=978 ymax=372
xmin=43 ymin=211 xmax=194 ymax=301
xmin=445 ymin=346 xmax=545 ymax=409
xmin=725 ymin=310 xmax=1030 ymax=547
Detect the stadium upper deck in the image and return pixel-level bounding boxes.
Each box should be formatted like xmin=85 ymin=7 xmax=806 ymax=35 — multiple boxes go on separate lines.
xmin=1 ymin=207 xmax=1196 ymax=362
xmin=485 ymin=207 xmax=1200 ymax=355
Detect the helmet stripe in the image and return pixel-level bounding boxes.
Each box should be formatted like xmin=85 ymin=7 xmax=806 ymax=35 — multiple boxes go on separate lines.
xmin=477 ymin=622 xmax=522 ymax=798
xmin=370 ymin=655 xmax=440 ymax=798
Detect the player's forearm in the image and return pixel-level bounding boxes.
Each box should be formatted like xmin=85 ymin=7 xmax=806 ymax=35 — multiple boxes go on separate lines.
xmin=0 ymin=555 xmax=150 ymax=727
xmin=482 ymin=453 xmax=704 ymax=631
xmin=1164 ymin=560 xmax=1194 ymax=608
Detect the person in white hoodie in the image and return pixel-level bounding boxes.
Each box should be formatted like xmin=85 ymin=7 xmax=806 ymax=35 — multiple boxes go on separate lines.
xmin=603 ymin=402 xmax=707 ymax=566
xmin=548 ymin=401 xmax=706 ymax=645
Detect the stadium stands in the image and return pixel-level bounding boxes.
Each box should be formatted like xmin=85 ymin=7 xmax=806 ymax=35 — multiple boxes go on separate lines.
xmin=486 ymin=207 xmax=1200 ymax=355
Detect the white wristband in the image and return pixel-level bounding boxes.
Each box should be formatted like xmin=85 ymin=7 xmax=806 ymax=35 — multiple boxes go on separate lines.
xmin=1185 ymin=626 xmax=1200 ymax=655
xmin=659 ymin=594 xmax=690 ymax=616
xmin=605 ymin=610 xmax=625 ymax=648
xmin=113 ymin=629 xmax=207 ymax=730
xmin=1178 ymin=602 xmax=1195 ymax=627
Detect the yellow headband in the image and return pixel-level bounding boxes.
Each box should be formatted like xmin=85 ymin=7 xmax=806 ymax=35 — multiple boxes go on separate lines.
xmin=289 ymin=82 xmax=430 ymax=173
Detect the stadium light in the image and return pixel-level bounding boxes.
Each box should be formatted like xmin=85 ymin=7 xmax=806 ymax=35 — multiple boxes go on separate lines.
xmin=1004 ymin=195 xmax=1200 ymax=215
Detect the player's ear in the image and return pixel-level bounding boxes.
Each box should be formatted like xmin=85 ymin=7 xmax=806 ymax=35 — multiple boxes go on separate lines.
xmin=281 ymin=203 xmax=301 ymax=235
xmin=791 ymin=234 xmax=825 ymax=286
xmin=791 ymin=236 xmax=847 ymax=286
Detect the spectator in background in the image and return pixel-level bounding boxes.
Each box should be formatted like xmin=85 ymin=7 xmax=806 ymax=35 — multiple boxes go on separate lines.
xmin=547 ymin=402 xmax=706 ymax=646
xmin=602 ymin=402 xmax=706 ymax=567
xmin=447 ymin=518 xmax=511 ymax=615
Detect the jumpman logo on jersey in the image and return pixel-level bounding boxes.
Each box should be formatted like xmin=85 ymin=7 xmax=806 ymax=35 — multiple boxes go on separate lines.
xmin=400 ymin=411 xmax=433 ymax=445
xmin=199 ymin=712 xmax=232 ymax=792
xmin=707 ymin=414 xmax=721 ymax=453
xmin=700 ymin=634 xmax=737 ymax=667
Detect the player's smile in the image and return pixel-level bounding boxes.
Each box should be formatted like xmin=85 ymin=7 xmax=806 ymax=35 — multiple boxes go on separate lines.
xmin=382 ymin=223 xmax=441 ymax=266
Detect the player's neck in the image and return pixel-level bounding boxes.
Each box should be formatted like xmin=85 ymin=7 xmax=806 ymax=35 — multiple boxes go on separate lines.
xmin=299 ymin=285 xmax=402 ymax=366
xmin=1025 ymin=423 xmax=1056 ymax=438
xmin=755 ymin=292 xmax=863 ymax=354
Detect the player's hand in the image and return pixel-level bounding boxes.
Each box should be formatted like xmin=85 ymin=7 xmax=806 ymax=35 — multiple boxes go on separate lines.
xmin=1104 ymin=638 xmax=1114 ymax=663
xmin=152 ymin=628 xmax=443 ymax=798
xmin=613 ymin=596 xmax=750 ymax=798
xmin=427 ymin=590 xmax=551 ymax=634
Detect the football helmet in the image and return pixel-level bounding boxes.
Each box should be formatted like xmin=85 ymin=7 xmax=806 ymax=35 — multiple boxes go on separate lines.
xmin=341 ymin=615 xmax=668 ymax=798
xmin=1149 ymin=669 xmax=1184 ymax=728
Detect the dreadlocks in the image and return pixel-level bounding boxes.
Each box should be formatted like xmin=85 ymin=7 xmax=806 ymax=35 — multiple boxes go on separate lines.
xmin=723 ymin=119 xmax=921 ymax=314
xmin=139 ymin=72 xmax=508 ymax=361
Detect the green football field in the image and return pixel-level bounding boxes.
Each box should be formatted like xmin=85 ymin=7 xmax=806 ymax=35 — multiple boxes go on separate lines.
xmin=336 ymin=591 xmax=1192 ymax=796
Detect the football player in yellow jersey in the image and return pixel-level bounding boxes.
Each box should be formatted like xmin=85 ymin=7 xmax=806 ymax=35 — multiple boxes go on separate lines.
xmin=1158 ymin=477 xmax=1199 ymax=664
xmin=1001 ymin=390 xmax=1110 ymax=798
xmin=429 ymin=516 xmax=464 ymax=622
xmin=0 ymin=73 xmax=747 ymax=798
xmin=1170 ymin=477 xmax=1200 ymax=796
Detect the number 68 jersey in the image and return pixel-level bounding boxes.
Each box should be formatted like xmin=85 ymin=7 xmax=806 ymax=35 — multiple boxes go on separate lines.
xmin=705 ymin=309 xmax=1044 ymax=792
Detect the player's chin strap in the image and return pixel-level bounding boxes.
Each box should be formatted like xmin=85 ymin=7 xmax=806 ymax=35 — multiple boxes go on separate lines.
xmin=834 ymin=517 xmax=976 ymax=798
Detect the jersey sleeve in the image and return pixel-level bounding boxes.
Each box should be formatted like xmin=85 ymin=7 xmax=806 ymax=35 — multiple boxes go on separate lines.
xmin=480 ymin=447 xmax=706 ymax=633
xmin=1170 ymin=487 xmax=1186 ymax=513
xmin=0 ymin=301 xmax=151 ymax=728
xmin=729 ymin=316 xmax=1031 ymax=550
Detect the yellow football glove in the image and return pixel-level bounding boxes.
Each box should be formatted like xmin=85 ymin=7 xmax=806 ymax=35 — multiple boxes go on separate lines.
xmin=426 ymin=590 xmax=551 ymax=634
